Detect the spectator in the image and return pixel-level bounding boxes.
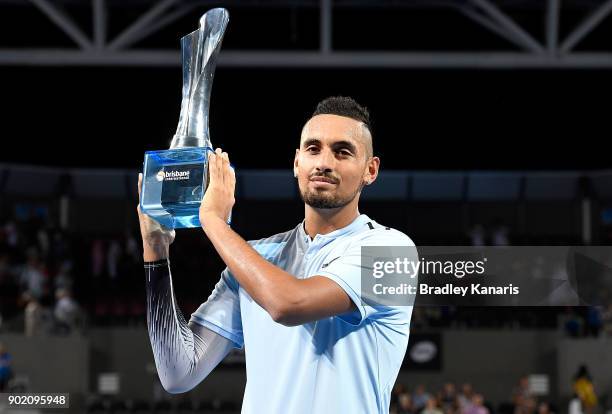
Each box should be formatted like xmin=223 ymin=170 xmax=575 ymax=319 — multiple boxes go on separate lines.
xmin=568 ymin=394 xmax=583 ymax=414
xmin=463 ymin=394 xmax=489 ymax=414
xmin=513 ymin=376 xmax=531 ymax=400
xmin=18 ymin=247 xmax=47 ymax=300
xmin=573 ymin=365 xmax=597 ymax=414
xmin=537 ymin=402 xmax=554 ymax=414
xmin=423 ymin=397 xmax=444 ymax=414
xmin=54 ymin=288 xmax=81 ymax=334
xmin=413 ymin=385 xmax=431 ymax=412
xmin=22 ymin=292 xmax=53 ymax=337
xmin=516 ymin=397 xmax=537 ymax=414
xmin=458 ymin=383 xmax=474 ymax=413
xmin=438 ymin=382 xmax=458 ymax=414
xmin=513 ymin=376 xmax=534 ymax=414
xmin=53 ymin=260 xmax=74 ymax=291
xmin=585 ymin=307 xmax=602 ymax=337
xmin=564 ymin=309 xmax=584 ymax=337
xmin=0 ymin=342 xmax=12 ymax=391
xmin=398 ymin=392 xmax=414 ymax=414
xmin=393 ymin=383 xmax=407 ymax=409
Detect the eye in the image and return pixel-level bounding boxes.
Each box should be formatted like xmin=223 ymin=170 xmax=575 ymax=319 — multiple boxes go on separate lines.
xmin=337 ymin=149 xmax=352 ymax=156
xmin=306 ymin=146 xmax=319 ymax=153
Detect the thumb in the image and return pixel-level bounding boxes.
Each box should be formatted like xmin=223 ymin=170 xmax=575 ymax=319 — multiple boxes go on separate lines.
xmin=138 ymin=173 xmax=143 ymax=198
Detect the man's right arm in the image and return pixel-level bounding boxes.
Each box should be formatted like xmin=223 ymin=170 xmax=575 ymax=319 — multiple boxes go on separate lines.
xmin=145 ymin=260 xmax=234 ymax=393
xmin=137 ymin=173 xmax=234 ymax=393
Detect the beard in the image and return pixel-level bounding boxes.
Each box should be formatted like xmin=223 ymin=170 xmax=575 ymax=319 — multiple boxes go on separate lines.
xmin=299 ymin=181 xmax=363 ymax=209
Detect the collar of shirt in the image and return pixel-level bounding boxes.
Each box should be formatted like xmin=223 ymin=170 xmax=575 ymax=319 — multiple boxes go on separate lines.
xmin=298 ymin=214 xmax=371 ymax=250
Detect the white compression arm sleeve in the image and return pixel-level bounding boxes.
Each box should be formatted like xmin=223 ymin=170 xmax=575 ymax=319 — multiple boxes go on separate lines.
xmin=145 ymin=259 xmax=235 ymax=394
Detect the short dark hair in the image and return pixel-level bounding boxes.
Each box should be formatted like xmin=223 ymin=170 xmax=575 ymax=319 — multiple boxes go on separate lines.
xmin=311 ymin=96 xmax=372 ymax=136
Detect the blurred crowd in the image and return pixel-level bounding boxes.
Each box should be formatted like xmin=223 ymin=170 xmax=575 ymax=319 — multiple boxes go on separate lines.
xmin=389 ymin=379 xmax=557 ymax=414
xmin=390 ymin=367 xmax=602 ymax=414
xmin=0 ymin=331 xmax=605 ymax=414
xmin=0 ymin=215 xmax=83 ymax=335
xmin=2 ymin=213 xmax=612 ymax=337
xmin=77 ymin=369 xmax=603 ymax=414
xmin=562 ymin=306 xmax=612 ymax=337
xmin=0 ymin=214 xmax=143 ymax=335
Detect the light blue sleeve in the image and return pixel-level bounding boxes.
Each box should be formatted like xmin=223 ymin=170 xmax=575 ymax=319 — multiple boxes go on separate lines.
xmin=316 ymin=229 xmax=417 ymax=326
xmin=189 ymin=268 xmax=244 ymax=348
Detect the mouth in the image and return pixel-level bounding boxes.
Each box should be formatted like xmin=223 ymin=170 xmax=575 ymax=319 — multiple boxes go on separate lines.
xmin=309 ymin=176 xmax=337 ymax=185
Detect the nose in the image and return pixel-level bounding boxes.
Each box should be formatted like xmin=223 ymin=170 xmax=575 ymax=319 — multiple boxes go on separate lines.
xmin=314 ymin=147 xmax=335 ymax=173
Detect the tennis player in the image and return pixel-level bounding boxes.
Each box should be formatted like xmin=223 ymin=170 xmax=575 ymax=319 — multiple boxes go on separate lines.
xmin=138 ymin=96 xmax=416 ymax=414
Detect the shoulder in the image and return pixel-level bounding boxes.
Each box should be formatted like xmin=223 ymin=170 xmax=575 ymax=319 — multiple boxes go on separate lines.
xmin=350 ymin=218 xmax=416 ymax=247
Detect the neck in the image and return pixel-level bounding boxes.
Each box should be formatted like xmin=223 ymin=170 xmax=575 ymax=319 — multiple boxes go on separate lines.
xmin=303 ymin=198 xmax=360 ymax=239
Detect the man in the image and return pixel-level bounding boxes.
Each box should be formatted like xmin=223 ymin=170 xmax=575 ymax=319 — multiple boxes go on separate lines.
xmin=138 ymin=96 xmax=416 ymax=413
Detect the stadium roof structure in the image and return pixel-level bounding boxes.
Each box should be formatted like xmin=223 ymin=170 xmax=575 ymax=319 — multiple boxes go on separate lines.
xmin=1 ymin=0 xmax=612 ymax=68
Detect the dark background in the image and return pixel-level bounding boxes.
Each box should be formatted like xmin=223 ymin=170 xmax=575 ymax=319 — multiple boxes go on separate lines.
xmin=1 ymin=66 xmax=610 ymax=170
xmin=0 ymin=1 xmax=610 ymax=170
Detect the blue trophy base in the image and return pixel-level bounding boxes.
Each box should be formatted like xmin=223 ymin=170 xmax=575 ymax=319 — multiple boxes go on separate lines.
xmin=141 ymin=147 xmax=212 ymax=229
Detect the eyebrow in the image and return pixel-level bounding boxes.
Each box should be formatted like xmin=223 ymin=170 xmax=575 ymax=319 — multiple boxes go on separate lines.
xmin=302 ymin=138 xmax=358 ymax=154
xmin=302 ymin=138 xmax=321 ymax=148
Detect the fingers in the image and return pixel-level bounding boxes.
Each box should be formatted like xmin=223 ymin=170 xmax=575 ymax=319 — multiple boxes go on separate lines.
xmin=215 ymin=148 xmax=224 ymax=186
xmin=137 ymin=173 xmax=143 ymax=214
xmin=224 ymin=153 xmax=235 ymax=191
xmin=228 ymin=160 xmax=236 ymax=191
xmin=209 ymin=148 xmax=232 ymax=187
xmin=208 ymin=148 xmax=220 ymax=187
xmin=220 ymin=150 xmax=230 ymax=187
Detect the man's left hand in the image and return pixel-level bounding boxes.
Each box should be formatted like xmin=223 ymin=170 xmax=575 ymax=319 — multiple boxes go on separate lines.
xmin=200 ymin=148 xmax=235 ymax=227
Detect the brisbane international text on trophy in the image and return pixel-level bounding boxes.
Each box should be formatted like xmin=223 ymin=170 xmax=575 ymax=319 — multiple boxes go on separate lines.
xmin=140 ymin=8 xmax=230 ymax=229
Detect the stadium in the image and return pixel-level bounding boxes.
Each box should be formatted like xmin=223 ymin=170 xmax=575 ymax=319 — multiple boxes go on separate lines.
xmin=1 ymin=1 xmax=612 ymax=413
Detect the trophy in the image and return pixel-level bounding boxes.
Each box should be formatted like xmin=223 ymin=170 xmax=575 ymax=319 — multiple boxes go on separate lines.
xmin=140 ymin=8 xmax=230 ymax=229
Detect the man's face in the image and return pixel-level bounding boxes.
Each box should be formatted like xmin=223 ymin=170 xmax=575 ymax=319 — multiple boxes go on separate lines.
xmin=294 ymin=114 xmax=378 ymax=209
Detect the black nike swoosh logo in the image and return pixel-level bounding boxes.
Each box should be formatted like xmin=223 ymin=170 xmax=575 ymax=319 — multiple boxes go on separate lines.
xmin=322 ymin=256 xmax=340 ymax=268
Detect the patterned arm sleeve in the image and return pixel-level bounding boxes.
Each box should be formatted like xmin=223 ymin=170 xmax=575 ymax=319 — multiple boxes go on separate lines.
xmin=145 ymin=259 xmax=234 ymax=394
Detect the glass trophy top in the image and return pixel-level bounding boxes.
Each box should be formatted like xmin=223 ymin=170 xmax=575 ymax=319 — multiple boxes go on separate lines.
xmin=141 ymin=8 xmax=230 ymax=230
xmin=172 ymin=8 xmax=229 ymax=149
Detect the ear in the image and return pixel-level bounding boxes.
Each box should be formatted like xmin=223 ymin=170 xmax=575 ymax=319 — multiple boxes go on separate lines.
xmin=293 ymin=148 xmax=300 ymax=178
xmin=363 ymin=156 xmax=380 ymax=185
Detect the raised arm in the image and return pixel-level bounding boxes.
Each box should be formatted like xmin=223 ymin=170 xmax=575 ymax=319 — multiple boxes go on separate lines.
xmin=137 ymin=173 xmax=233 ymax=393
xmin=145 ymin=261 xmax=233 ymax=393
xmin=198 ymin=150 xmax=355 ymax=326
